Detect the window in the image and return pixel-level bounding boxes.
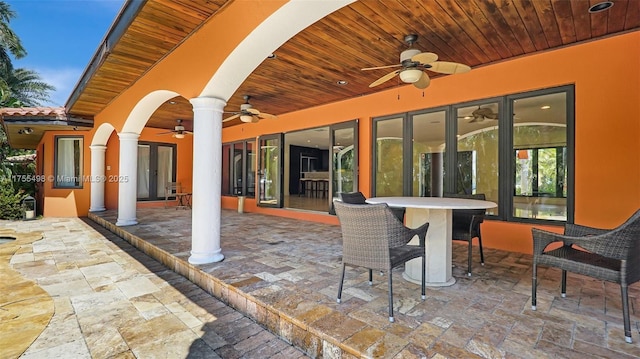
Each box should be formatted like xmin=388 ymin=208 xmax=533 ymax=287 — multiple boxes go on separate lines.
xmin=222 ymin=139 xmax=255 ymax=197
xmin=372 ymin=85 xmax=573 ymax=223
xmin=54 ymin=136 xmax=83 ymax=188
xmin=455 ymin=102 xmax=500 ymax=215
xmin=511 ymin=90 xmax=569 ymax=221
xmin=373 ymin=116 xmax=404 ymax=196
xmin=137 ymin=142 xmax=176 ymax=200
xmin=412 ymin=110 xmax=445 ymax=197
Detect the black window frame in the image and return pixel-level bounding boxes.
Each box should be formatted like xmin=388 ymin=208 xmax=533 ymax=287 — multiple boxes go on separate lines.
xmin=371 ymin=85 xmax=574 ymax=225
xmin=137 ymin=141 xmax=177 ymax=201
xmin=222 ymin=138 xmax=255 ymax=198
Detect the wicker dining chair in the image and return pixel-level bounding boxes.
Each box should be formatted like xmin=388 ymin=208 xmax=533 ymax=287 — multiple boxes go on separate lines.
xmin=444 ymin=193 xmax=487 ymax=276
xmin=333 ymin=201 xmax=429 ymax=322
xmin=339 ymin=191 xmax=406 ymax=223
xmin=531 ymin=209 xmax=640 ymax=343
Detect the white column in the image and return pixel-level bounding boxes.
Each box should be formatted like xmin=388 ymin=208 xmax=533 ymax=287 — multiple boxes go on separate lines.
xmin=189 ymin=96 xmax=226 ymax=264
xmin=116 ymin=132 xmax=139 ymax=226
xmin=89 ymin=145 xmax=107 ymax=212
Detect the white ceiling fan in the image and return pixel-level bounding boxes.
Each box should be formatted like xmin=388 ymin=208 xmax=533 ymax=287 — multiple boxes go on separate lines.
xmin=362 ymin=34 xmax=471 ymax=89
xmin=157 ymin=119 xmax=192 ymax=139
xmin=223 ymin=95 xmax=277 ymax=123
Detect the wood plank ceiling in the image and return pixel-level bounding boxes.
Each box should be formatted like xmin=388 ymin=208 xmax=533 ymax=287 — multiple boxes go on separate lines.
xmin=67 ymin=0 xmax=640 ymax=131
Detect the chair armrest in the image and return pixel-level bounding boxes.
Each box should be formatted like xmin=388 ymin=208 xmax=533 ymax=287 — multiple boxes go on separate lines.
xmin=534 ymin=227 xmax=638 ymax=261
xmin=564 ymin=223 xmax=609 ymax=237
xmin=532 ymin=228 xmax=566 ymax=255
xmin=406 ymin=221 xmax=429 ymax=247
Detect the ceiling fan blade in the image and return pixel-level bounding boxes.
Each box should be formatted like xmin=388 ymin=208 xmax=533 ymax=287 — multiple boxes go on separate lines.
xmin=369 ymin=69 xmax=401 ymax=87
xmin=156 ymin=131 xmax=175 ymax=135
xmin=361 ymin=64 xmax=402 ymax=71
xmin=427 ymin=61 xmax=471 ymax=74
xmin=223 ymin=114 xmax=240 ymax=122
xmin=259 ymin=112 xmax=277 ymax=119
xmin=411 ymin=52 xmax=438 ymax=64
xmin=183 ymin=130 xmax=193 ymax=134
xmin=413 ymin=72 xmax=431 ymax=89
xmin=246 ymin=108 xmax=260 ymax=115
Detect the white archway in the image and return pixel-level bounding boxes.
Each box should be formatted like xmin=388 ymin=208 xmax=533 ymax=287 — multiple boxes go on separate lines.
xmin=122 ymin=90 xmax=181 ymax=134
xmin=200 ymin=0 xmax=354 ymax=100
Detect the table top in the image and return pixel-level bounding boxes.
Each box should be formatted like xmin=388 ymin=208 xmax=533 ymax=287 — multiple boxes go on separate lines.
xmin=367 ymin=196 xmax=497 ymax=210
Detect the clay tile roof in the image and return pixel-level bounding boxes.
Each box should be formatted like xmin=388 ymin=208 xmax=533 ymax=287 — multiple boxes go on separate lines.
xmin=0 ymin=107 xmax=67 ymax=120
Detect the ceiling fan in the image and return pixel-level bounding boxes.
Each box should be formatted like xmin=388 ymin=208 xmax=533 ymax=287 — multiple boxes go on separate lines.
xmin=362 ymin=34 xmax=471 ymax=89
xmin=223 ymin=95 xmax=277 ymax=123
xmin=157 ymin=119 xmax=192 ymax=139
xmin=459 ymin=106 xmax=499 ymax=123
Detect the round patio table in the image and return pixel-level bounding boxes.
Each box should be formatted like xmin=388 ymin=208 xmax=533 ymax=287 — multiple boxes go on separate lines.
xmin=367 ymin=196 xmax=497 ymax=286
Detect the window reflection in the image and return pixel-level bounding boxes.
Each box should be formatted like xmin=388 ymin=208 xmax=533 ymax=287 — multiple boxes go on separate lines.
xmin=374 ymin=117 xmax=403 ymax=196
xmin=513 ymin=92 xmax=567 ymax=221
xmin=412 ymin=111 xmax=445 ymax=197
xmin=456 ymin=103 xmax=499 ymax=215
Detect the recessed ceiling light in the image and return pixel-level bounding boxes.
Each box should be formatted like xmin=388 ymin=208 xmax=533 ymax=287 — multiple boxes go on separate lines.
xmin=541 ymin=105 xmax=551 ymax=110
xmin=588 ymin=1 xmax=613 ymax=13
xmin=168 ymin=101 xmax=176 ymax=105
xmin=337 ymin=80 xmax=348 ymax=85
xmin=267 ymin=53 xmax=277 ymax=59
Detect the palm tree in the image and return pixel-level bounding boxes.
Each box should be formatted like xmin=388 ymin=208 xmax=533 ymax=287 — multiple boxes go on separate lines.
xmin=0 ymin=2 xmax=25 ymax=99
xmin=0 ymin=67 xmax=54 ymax=107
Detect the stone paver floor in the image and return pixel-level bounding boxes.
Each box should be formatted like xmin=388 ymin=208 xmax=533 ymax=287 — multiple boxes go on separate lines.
xmin=1 ymin=217 xmax=307 ymax=359
xmin=89 ymin=208 xmax=640 ymax=358
xmin=3 ymin=208 xmax=640 ymax=358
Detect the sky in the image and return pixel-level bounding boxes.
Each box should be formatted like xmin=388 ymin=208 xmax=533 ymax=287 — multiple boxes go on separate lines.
xmin=8 ymin=0 xmax=124 ymax=107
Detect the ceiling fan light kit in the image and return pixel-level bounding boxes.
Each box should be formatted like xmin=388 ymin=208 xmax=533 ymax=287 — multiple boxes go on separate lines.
xmin=399 ymin=68 xmax=423 ymax=83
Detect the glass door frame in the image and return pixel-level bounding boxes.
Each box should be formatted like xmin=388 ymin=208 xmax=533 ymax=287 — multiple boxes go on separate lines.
xmin=137 ymin=141 xmax=177 ymax=201
xmin=329 ymin=120 xmax=358 ymax=211
xmin=257 ymin=133 xmax=284 ymax=208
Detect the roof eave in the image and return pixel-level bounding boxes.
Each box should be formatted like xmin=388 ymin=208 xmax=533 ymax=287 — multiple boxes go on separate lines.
xmin=64 ymin=0 xmax=148 ymax=115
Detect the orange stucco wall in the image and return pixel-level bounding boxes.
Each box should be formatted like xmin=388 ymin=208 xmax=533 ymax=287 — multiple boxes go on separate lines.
xmin=221 ymin=31 xmax=640 ymax=254
xmin=36 ymin=130 xmax=91 ymax=217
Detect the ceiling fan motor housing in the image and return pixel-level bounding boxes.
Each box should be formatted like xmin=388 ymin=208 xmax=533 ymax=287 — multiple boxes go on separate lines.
xmin=400 ymin=48 xmax=420 ymax=63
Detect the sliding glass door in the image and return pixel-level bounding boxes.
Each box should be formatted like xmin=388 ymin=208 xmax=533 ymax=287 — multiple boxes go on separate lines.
xmin=257 ymin=134 xmax=283 ymax=207
xmin=331 ymin=122 xmax=357 ymax=199
xmin=137 ymin=142 xmax=176 ymax=200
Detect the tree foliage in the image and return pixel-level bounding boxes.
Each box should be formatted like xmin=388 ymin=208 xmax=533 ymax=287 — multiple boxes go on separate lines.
xmin=0 ymin=1 xmax=54 ymax=219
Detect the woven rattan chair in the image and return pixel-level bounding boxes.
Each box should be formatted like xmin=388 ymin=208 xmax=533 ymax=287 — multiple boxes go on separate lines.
xmin=532 ymin=209 xmax=640 ymax=343
xmin=339 ymin=191 xmax=406 ymax=223
xmin=333 ymin=201 xmax=429 ymax=322
xmin=444 ymin=193 xmax=486 ymax=276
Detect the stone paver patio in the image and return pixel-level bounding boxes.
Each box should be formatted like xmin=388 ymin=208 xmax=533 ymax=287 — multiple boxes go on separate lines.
xmin=85 ymin=208 xmax=640 ymax=358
